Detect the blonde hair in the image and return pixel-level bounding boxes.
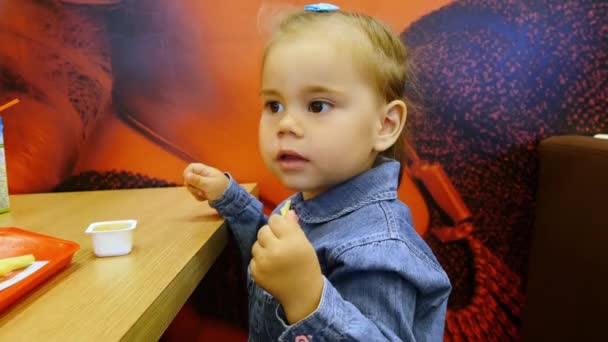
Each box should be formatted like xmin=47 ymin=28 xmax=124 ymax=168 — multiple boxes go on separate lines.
xmin=262 ymin=10 xmax=417 ymax=181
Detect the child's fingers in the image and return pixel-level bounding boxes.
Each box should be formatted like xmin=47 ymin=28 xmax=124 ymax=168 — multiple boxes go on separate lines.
xmin=189 ymin=163 xmax=207 ymax=175
xmin=190 ymin=163 xmax=218 ymax=177
xmin=186 ymin=184 xmax=205 ymax=200
xmin=183 ymin=163 xmax=216 ymax=181
xmin=250 ymin=258 xmax=260 ymax=282
xmin=287 ymin=210 xmax=299 ymax=223
xmin=183 ymin=163 xmax=199 ymax=179
xmin=256 ymin=225 xmax=276 ymax=247
xmin=251 ymin=240 xmax=262 ymax=259
xmin=268 ymin=214 xmax=299 ymax=238
xmin=185 ymin=172 xmax=208 ymax=190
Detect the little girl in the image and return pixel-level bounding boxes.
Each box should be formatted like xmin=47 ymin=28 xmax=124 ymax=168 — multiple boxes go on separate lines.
xmin=184 ymin=4 xmax=450 ymax=341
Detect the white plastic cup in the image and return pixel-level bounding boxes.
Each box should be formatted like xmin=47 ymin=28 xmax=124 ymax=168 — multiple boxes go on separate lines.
xmin=85 ymin=220 xmax=137 ymax=257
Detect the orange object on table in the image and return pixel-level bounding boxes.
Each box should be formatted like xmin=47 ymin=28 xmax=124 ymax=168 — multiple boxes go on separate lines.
xmin=0 ymin=227 xmax=79 ymax=313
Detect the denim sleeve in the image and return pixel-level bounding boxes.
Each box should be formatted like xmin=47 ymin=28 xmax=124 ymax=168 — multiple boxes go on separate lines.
xmin=276 ymin=239 xmax=451 ymax=342
xmin=209 ymin=174 xmax=268 ymax=268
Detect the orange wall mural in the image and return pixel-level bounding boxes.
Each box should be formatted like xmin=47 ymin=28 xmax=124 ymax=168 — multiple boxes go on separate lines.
xmin=0 ymin=0 xmax=450 ymax=232
xmin=1 ymin=0 xmax=606 ymax=340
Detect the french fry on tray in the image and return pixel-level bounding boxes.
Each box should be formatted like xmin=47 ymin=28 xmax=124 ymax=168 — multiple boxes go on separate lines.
xmin=0 ymin=254 xmax=35 ymax=276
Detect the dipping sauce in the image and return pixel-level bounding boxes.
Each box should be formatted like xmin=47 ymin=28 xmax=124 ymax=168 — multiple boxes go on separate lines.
xmin=92 ymin=223 xmax=132 ymax=232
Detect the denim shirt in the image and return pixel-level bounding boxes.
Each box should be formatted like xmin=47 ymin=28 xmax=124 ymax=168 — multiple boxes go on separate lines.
xmin=210 ymin=158 xmax=451 ymax=341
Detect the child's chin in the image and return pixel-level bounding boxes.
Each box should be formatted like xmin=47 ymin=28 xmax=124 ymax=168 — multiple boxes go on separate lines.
xmin=281 ymin=180 xmax=329 ymax=200
xmin=277 ymin=176 xmax=314 ymax=193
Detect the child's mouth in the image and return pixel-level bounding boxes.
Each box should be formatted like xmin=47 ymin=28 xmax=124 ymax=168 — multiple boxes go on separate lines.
xmin=277 ymin=151 xmax=309 ymax=170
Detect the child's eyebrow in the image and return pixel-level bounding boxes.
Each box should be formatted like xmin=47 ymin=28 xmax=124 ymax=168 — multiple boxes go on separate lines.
xmin=260 ymin=85 xmax=344 ymax=97
xmin=260 ymin=89 xmax=280 ymax=97
xmin=301 ymin=85 xmax=343 ymax=95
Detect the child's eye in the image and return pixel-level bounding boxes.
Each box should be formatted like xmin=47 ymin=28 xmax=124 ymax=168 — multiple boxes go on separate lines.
xmin=265 ymin=101 xmax=285 ymax=114
xmin=308 ymin=101 xmax=332 ymax=113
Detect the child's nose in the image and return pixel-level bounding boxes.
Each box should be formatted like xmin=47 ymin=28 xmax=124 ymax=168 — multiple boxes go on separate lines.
xmin=277 ymin=111 xmax=303 ymax=137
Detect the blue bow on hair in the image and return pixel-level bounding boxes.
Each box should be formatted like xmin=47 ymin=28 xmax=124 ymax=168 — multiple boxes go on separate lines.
xmin=304 ymin=3 xmax=340 ymax=12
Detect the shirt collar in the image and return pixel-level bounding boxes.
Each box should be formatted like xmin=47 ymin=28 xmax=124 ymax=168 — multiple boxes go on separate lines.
xmin=290 ymin=157 xmax=400 ymax=224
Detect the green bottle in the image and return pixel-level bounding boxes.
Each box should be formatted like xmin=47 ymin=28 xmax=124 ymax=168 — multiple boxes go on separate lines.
xmin=0 ymin=117 xmax=9 ymax=214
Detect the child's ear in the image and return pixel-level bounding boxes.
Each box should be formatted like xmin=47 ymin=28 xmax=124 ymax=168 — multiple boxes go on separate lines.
xmin=374 ymin=100 xmax=407 ymax=152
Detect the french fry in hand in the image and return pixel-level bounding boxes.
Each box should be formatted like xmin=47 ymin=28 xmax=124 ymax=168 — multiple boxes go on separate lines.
xmin=280 ymin=200 xmax=291 ymax=217
xmin=0 ymin=254 xmax=35 ymax=276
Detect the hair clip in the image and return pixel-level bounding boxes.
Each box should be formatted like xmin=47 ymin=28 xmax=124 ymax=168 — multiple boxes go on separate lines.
xmin=304 ymin=3 xmax=340 ymax=12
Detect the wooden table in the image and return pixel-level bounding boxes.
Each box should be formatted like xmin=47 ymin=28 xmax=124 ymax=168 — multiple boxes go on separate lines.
xmin=0 ymin=185 xmax=256 ymax=341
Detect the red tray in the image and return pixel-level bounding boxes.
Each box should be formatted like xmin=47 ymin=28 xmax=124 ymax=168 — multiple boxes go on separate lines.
xmin=0 ymin=227 xmax=79 ymax=313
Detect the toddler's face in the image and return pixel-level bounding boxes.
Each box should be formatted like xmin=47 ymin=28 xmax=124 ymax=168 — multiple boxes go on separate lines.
xmin=259 ymin=34 xmax=383 ymax=199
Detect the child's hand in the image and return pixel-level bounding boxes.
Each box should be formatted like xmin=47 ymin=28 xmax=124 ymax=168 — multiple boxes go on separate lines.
xmin=183 ymin=163 xmax=229 ymax=202
xmin=251 ymin=211 xmax=324 ymax=324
